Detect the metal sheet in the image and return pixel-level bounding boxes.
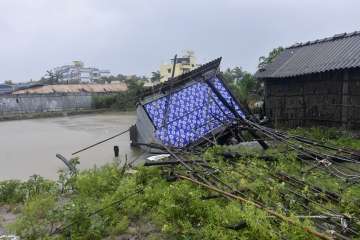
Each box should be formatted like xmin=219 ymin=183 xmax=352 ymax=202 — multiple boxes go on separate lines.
xmin=256 ymin=31 xmax=360 ymax=78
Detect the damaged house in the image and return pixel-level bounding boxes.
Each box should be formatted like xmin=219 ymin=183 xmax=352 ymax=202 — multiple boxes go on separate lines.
xmin=256 ymin=31 xmax=360 ymax=129
xmin=130 ymin=58 xmax=262 ymax=150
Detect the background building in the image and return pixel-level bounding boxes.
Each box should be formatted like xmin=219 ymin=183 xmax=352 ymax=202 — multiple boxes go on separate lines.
xmin=54 ymin=61 xmax=110 ymax=83
xmin=256 ymin=31 xmax=360 ymax=129
xmin=0 ymin=84 xmax=13 ymax=94
xmin=159 ymin=51 xmax=201 ymax=82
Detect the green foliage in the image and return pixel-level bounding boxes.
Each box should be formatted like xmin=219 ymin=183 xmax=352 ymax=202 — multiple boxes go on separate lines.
xmin=258 ymin=46 xmax=284 ymax=69
xmin=289 ymin=127 xmax=344 ymax=141
xmin=0 ymin=175 xmax=57 ymax=205
xmin=220 ymin=67 xmax=263 ymax=110
xmin=92 ymin=94 xmax=117 ymax=109
xmin=234 ymin=73 xmax=260 ymax=105
xmin=57 ymin=157 xmax=79 ymax=193
xmin=107 ymin=216 xmax=129 ymax=236
xmin=4 ymin=80 xmax=13 ymax=85
xmin=24 ymin=175 xmax=57 ymax=199
xmin=289 ymin=127 xmax=360 ymax=150
xmin=92 ymin=79 xmax=145 ymax=111
xmin=39 ymin=70 xmax=64 ymax=85
xmin=75 ymin=163 xmax=126 ymax=199
xmin=100 ymin=74 xmax=148 ymax=84
xmin=150 ymin=71 xmax=161 ymax=83
xmin=8 ymin=194 xmax=58 ymax=239
xmin=0 ymin=180 xmax=26 ymax=204
xmin=221 ymin=67 xmax=244 ymax=86
xmin=112 ymin=80 xmax=144 ymax=111
xmin=200 ymin=132 xmax=360 ymax=239
xmin=3 ymin=127 xmax=360 ymax=239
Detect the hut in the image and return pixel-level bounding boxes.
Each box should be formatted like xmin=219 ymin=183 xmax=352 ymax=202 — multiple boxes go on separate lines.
xmin=256 ymin=31 xmax=360 ymax=129
xmin=130 ymin=58 xmax=251 ymax=150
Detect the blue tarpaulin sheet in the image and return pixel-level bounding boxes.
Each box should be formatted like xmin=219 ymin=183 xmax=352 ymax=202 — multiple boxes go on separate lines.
xmin=144 ymin=77 xmax=245 ymax=148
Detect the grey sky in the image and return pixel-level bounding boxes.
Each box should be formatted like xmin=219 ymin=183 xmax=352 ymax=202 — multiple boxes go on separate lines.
xmin=1 ymin=0 xmax=359 ymax=82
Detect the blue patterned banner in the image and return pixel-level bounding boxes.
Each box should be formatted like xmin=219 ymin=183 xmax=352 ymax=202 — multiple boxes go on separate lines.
xmin=144 ymin=77 xmax=245 ymax=148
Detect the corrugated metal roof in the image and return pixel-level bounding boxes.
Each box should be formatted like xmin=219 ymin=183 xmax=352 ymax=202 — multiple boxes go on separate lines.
xmin=13 ymin=83 xmax=127 ymax=94
xmin=255 ymin=31 xmax=360 ymax=78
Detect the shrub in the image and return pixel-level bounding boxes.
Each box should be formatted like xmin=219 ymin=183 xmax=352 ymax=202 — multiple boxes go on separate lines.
xmin=92 ymin=94 xmax=117 ymax=109
xmin=107 ymin=216 xmax=129 ymax=236
xmin=7 ymin=194 xmax=58 ymax=240
xmin=0 ymin=175 xmax=56 ymax=205
xmin=0 ymin=180 xmax=26 ymax=204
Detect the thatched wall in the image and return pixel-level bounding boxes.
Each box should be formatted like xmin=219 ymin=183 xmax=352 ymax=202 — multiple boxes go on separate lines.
xmin=264 ymin=68 xmax=360 ymax=129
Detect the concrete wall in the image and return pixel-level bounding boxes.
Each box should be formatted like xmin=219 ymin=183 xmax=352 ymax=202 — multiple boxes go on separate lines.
xmin=0 ymin=93 xmax=94 ymax=115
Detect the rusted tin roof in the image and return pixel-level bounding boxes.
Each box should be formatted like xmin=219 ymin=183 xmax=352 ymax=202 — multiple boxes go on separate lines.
xmin=255 ymin=31 xmax=360 ymax=78
xmin=12 ymin=83 xmax=127 ymax=94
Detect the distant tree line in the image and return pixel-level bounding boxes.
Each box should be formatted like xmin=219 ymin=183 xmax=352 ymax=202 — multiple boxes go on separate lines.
xmin=92 ymin=79 xmax=146 ymax=111
xmin=36 ymin=70 xmax=162 ymax=86
xmin=37 ymin=70 xmax=64 ymax=85
xmin=91 ymin=71 xmax=162 ymax=111
xmin=220 ymin=67 xmax=263 ymax=110
xmin=258 ymin=46 xmax=284 ymax=69
xmin=220 ymin=46 xmax=284 ymax=112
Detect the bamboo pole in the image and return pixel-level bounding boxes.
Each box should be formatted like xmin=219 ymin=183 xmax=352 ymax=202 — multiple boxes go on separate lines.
xmin=72 ymin=128 xmax=130 ymax=155
xmin=177 ymin=174 xmax=333 ymax=240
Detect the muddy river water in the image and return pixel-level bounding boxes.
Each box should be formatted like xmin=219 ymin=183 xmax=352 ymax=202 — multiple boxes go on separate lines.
xmin=0 ymin=112 xmax=139 ymax=180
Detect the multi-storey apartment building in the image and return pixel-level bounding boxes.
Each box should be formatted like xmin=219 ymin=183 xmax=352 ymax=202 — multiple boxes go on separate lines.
xmin=54 ymin=61 xmax=110 ymax=83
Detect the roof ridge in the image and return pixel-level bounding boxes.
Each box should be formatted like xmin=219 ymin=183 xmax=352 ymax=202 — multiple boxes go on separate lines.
xmin=287 ymin=31 xmax=360 ymax=49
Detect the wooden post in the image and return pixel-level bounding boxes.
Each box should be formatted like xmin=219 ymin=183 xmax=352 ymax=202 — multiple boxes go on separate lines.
xmin=341 ymin=70 xmax=349 ymax=129
xmin=113 ymin=146 xmax=119 ymax=157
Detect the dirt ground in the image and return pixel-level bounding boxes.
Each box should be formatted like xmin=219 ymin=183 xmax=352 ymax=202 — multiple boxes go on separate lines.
xmin=0 ymin=206 xmax=18 ymax=236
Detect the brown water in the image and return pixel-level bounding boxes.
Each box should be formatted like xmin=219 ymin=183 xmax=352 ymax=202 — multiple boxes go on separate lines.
xmin=0 ymin=112 xmax=138 ymax=180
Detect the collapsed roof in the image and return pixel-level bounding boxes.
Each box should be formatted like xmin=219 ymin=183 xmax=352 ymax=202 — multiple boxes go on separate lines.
xmin=256 ymin=31 xmax=360 ymax=78
xmin=131 ymin=58 xmax=247 ymax=149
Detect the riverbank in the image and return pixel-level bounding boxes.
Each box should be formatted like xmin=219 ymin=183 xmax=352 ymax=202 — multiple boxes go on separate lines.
xmin=0 ymin=108 xmax=111 ymax=122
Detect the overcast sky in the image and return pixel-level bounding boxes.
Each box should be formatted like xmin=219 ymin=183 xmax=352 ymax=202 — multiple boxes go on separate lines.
xmin=1 ymin=0 xmax=359 ymax=82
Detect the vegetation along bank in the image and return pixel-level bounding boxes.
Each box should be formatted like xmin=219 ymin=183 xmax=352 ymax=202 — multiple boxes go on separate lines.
xmin=1 ymin=128 xmax=360 ymax=239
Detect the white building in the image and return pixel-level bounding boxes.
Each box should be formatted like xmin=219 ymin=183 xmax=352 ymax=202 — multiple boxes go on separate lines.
xmin=54 ymin=61 xmax=110 ymax=83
